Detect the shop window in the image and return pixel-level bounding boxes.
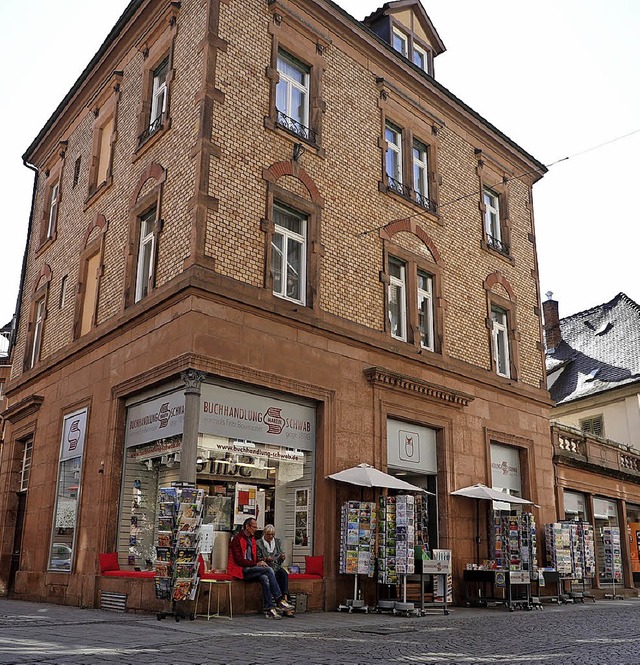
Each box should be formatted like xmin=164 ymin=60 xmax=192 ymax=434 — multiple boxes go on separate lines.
xmin=49 ymin=408 xmax=88 ymax=573
xmin=592 ymin=497 xmax=621 ymax=585
xmin=271 ymin=204 xmax=307 ymax=305
xmin=490 ymin=442 xmax=523 ymax=512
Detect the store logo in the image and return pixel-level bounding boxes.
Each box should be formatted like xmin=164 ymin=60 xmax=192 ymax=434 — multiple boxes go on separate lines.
xmin=67 ymin=419 xmax=82 ymax=451
xmin=264 ymin=407 xmax=285 ymax=435
xmin=493 ymin=461 xmax=518 ymax=475
xmin=158 ymin=402 xmax=171 ymax=428
xmin=398 ymin=430 xmax=420 ymax=463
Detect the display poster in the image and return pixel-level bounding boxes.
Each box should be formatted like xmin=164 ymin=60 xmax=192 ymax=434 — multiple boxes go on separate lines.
xmin=60 ymin=408 xmax=88 ymax=461
xmin=233 ymin=483 xmax=258 ymax=525
xmin=295 ymin=488 xmax=309 ymax=546
xmin=257 ymin=489 xmax=266 ymax=530
xmin=203 ymin=493 xmax=233 ymax=531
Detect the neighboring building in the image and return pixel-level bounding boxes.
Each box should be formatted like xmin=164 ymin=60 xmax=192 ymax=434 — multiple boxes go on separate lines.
xmin=0 ymin=0 xmax=554 ymax=611
xmin=0 ymin=322 xmax=12 ymax=435
xmin=545 ymin=293 xmax=640 ymax=592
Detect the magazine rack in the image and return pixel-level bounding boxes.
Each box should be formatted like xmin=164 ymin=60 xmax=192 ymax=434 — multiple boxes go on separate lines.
xmin=154 ymin=484 xmax=204 ymax=621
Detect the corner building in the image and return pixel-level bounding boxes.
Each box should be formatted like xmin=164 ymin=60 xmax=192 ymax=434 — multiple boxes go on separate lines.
xmin=0 ymin=0 xmax=554 ymax=611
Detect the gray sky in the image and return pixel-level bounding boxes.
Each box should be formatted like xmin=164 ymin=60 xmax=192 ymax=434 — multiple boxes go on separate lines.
xmin=2 ymin=0 xmax=638 ymax=328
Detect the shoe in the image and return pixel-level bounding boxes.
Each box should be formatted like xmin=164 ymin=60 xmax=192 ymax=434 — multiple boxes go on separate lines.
xmin=265 ymin=607 xmax=282 ymax=619
xmin=278 ymin=598 xmax=294 ymax=611
xmin=283 ymin=610 xmax=295 ymax=618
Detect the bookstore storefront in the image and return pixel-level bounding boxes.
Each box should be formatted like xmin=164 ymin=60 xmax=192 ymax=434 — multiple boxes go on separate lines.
xmin=119 ymin=381 xmax=316 ymax=572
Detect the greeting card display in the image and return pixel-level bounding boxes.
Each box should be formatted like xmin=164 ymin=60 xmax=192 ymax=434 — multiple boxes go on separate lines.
xmin=492 ymin=512 xmax=537 ymax=571
xmin=338 ymin=501 xmax=376 ymax=576
xmin=378 ymin=495 xmax=416 ymax=584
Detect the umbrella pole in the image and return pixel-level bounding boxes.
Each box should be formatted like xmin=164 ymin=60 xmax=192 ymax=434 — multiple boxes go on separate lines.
xmin=354 ymin=574 xmax=358 ymax=601
xmin=476 ymin=499 xmax=480 ymax=565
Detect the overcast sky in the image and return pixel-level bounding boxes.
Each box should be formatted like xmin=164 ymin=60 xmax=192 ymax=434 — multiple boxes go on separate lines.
xmin=2 ymin=0 xmax=638 ymax=328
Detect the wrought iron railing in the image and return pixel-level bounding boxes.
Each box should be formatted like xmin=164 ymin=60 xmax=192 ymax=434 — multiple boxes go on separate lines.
xmin=487 ymin=233 xmax=510 ymax=256
xmin=138 ymin=113 xmax=164 ymax=147
xmin=387 ymin=176 xmax=410 ymax=198
xmin=415 ymin=190 xmax=437 ymax=214
xmin=276 ymin=110 xmax=317 ymax=144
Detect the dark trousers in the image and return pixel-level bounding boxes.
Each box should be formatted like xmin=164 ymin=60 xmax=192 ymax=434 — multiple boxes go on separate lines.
xmin=275 ymin=567 xmax=289 ymax=598
xmin=243 ymin=565 xmax=282 ymax=609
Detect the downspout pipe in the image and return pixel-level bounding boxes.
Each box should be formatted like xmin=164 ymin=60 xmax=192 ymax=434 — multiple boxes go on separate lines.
xmin=9 ymin=160 xmax=39 ymax=356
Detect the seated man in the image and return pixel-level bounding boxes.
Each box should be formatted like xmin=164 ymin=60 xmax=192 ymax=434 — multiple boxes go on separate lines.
xmin=228 ymin=517 xmax=294 ymax=619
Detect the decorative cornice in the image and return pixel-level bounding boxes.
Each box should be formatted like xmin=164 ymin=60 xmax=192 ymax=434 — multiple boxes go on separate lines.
xmin=2 ymin=395 xmax=44 ymax=424
xmin=364 ymin=366 xmax=474 ymax=407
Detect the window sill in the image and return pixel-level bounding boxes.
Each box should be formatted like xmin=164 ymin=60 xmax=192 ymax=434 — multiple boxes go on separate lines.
xmin=480 ymin=240 xmax=515 ymax=266
xmin=132 ymin=117 xmax=172 ymax=163
xmin=35 ymin=234 xmax=56 ymax=258
xmin=264 ymin=116 xmax=324 ymax=158
xmin=84 ymin=177 xmax=113 ymax=211
xmin=379 ymin=181 xmax=441 ymax=226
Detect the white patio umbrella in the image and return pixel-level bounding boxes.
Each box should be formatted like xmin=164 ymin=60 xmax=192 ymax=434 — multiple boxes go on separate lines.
xmin=327 ymin=463 xmax=433 ymax=493
xmin=450 ymin=483 xmax=534 ymax=564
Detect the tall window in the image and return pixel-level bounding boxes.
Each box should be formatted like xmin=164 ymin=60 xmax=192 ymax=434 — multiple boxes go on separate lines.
xmin=150 ymin=58 xmax=169 ymax=130
xmin=491 ymin=305 xmax=510 ymax=378
xmin=20 ymin=438 xmax=33 ymax=493
xmin=388 ymin=257 xmax=407 ymax=341
xmin=392 ymin=27 xmax=409 ymax=57
xmin=276 ymin=51 xmax=311 ymax=141
xmin=272 ymin=205 xmax=307 ymax=305
xmin=95 ymin=117 xmax=114 ymax=188
xmin=28 ymin=298 xmax=46 ymax=369
xmin=385 ymin=123 xmax=403 ymax=193
xmin=135 ymin=208 xmax=156 ymax=303
xmin=417 ymin=270 xmax=434 ymax=351
xmin=46 ymin=182 xmax=60 ymax=240
xmin=484 ymin=188 xmax=503 ymax=249
xmin=413 ymin=141 xmax=430 ymax=208
xmin=79 ymin=251 xmax=100 ymax=336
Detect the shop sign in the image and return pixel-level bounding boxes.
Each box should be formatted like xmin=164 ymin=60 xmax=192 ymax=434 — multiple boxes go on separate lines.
xmin=564 ymin=491 xmax=586 ymax=515
xmin=199 ymin=384 xmax=315 ymax=451
xmin=495 ymin=571 xmax=506 ymax=588
xmin=206 ymin=440 xmax=305 ymax=464
xmin=386 ymin=420 xmax=437 ymax=473
xmin=422 ymin=559 xmax=451 ymax=574
xmin=490 ymin=443 xmax=521 ymax=492
xmin=593 ymin=497 xmax=618 ymax=520
xmin=60 ymin=408 xmax=88 ymax=461
xmin=509 ymin=571 xmax=530 ymax=585
xmin=125 ymin=391 xmax=185 ymax=448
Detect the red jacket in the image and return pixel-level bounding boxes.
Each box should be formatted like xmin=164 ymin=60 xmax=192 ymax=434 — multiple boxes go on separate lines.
xmin=228 ymin=530 xmax=260 ymax=579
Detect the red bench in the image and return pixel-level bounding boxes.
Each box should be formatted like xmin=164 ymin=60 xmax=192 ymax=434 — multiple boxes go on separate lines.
xmin=99 ymin=553 xmax=155 ymax=579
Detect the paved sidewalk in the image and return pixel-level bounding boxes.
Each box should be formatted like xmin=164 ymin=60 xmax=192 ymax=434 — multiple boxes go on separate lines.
xmin=1 ymin=597 xmax=640 ymax=664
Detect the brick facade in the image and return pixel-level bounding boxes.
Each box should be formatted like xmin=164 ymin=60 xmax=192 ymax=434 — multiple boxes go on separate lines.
xmin=1 ymin=0 xmax=554 ymax=611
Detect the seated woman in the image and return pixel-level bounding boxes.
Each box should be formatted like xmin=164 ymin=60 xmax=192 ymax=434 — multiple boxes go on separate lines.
xmin=257 ymin=524 xmax=293 ymax=616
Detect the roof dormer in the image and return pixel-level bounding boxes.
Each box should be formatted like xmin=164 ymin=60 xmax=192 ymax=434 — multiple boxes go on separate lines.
xmin=364 ymin=0 xmax=446 ymax=78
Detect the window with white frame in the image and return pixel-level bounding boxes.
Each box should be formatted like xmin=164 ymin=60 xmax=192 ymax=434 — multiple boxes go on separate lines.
xmin=484 ymin=188 xmax=501 ymax=244
xmin=413 ymin=140 xmax=430 ymax=208
xmin=417 ymin=270 xmax=434 ymax=351
xmin=413 ymin=42 xmax=429 ymax=72
xmin=28 ymin=297 xmax=46 ymax=369
xmin=46 ymin=182 xmax=59 ymax=240
xmin=276 ymin=50 xmax=311 ymax=139
xmin=272 ymin=205 xmax=307 ymax=305
xmin=150 ymin=57 xmax=169 ymax=129
xmin=392 ymin=27 xmax=409 ymax=57
xmin=135 ymin=208 xmax=156 ymax=303
xmin=491 ymin=305 xmax=510 ymax=377
xmin=385 ymin=123 xmax=403 ymax=192
xmin=388 ymin=257 xmax=407 ymax=341
xmin=20 ymin=437 xmax=33 ymax=493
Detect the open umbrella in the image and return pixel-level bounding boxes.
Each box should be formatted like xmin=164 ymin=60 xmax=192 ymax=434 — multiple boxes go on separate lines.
xmin=327 ymin=463 xmax=433 ymax=493
xmin=450 ymin=483 xmax=534 ymax=564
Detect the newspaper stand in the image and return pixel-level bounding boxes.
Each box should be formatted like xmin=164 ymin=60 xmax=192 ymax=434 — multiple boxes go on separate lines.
xmin=418 ymin=556 xmax=451 ymax=616
xmin=506 ymin=570 xmax=532 ymax=611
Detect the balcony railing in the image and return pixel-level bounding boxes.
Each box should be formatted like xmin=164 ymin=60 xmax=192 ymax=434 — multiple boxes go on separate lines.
xmin=487 ymin=233 xmax=510 ymax=256
xmin=137 ymin=113 xmax=165 ymax=148
xmin=276 ymin=111 xmax=316 ymax=144
xmin=415 ymin=190 xmax=437 ymax=214
xmin=386 ymin=177 xmax=437 ymax=214
xmin=552 ymin=422 xmax=640 ymax=478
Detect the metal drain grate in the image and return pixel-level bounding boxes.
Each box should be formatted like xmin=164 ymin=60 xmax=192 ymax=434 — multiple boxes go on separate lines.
xmin=100 ymin=591 xmax=127 ymax=612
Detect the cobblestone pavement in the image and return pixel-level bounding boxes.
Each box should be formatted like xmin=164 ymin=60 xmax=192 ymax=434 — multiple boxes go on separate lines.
xmin=1 ymin=598 xmax=640 ymax=665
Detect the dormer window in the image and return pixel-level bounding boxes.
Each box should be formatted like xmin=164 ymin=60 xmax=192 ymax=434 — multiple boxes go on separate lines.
xmin=392 ymin=27 xmax=409 ymax=58
xmin=412 ymin=42 xmax=429 ymax=72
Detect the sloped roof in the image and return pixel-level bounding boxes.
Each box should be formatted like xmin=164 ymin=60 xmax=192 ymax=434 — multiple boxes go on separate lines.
xmin=546 ymin=293 xmax=640 ymax=404
xmin=364 ymin=0 xmax=446 ymax=55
